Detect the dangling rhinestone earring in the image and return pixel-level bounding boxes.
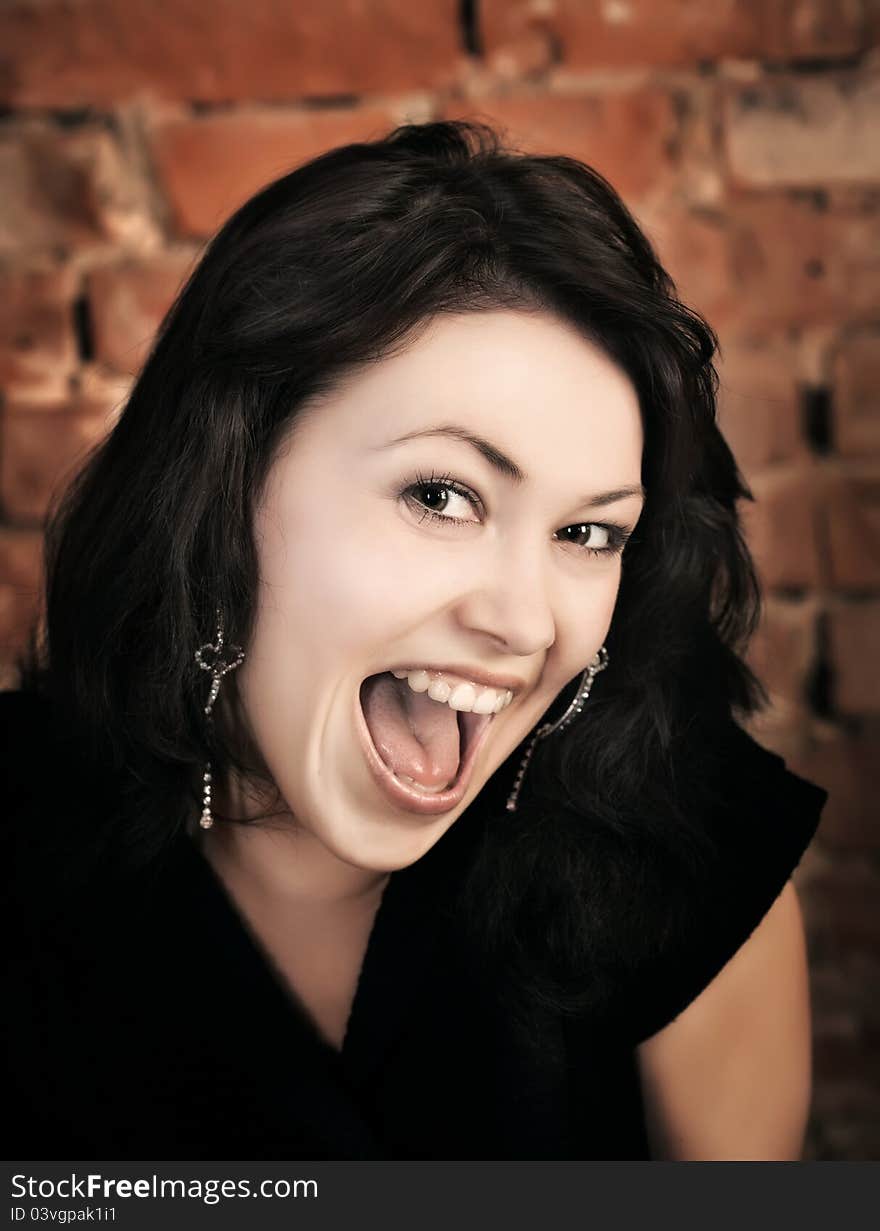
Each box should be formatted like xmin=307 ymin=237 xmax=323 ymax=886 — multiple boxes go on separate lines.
xmin=505 ymin=645 xmax=608 ymax=812
xmin=194 ymin=608 xmax=245 ymax=830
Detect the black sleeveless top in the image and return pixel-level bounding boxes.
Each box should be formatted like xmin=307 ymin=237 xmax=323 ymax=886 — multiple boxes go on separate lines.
xmin=2 ymin=690 xmax=827 ymax=1160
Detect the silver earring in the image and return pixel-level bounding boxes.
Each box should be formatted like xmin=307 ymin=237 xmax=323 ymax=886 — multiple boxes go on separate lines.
xmin=505 ymin=645 xmax=609 ymax=812
xmin=194 ymin=608 xmax=245 ymax=830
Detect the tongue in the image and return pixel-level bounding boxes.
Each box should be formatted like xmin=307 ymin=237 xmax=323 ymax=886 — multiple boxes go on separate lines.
xmin=361 ymin=673 xmax=461 ymax=789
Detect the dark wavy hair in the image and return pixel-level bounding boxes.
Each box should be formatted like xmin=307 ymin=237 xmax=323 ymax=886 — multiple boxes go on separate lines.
xmin=19 ymin=119 xmax=766 ymax=1031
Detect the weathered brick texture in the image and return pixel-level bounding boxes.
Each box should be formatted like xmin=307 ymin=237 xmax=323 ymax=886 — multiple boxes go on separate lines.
xmin=824 ymin=468 xmax=880 ymax=590
xmin=724 ymin=71 xmax=880 ymax=188
xmin=0 ymin=121 xmax=160 ymax=257
xmin=1 ymin=401 xmax=114 ymax=524
xmin=0 ymin=0 xmax=465 ymax=106
xmin=831 ymin=330 xmax=880 ymax=458
xmin=0 ymin=527 xmax=43 ymax=675
xmin=741 ymin=468 xmax=822 ymax=590
xmin=445 ymin=89 xmax=678 ymax=203
xmin=481 ymin=0 xmax=872 ymax=74
xmin=649 ymin=196 xmax=880 ymax=333
xmin=715 ymin=337 xmax=805 ymax=472
xmin=746 ymin=597 xmax=818 ymax=714
xmin=0 ymin=266 xmax=79 ymax=401
xmin=87 ymin=254 xmax=196 ymax=373
xmin=805 ymin=854 xmax=880 ymax=951
xmin=829 ymin=600 xmax=880 ymax=714
xmin=792 ymin=724 xmax=880 ymax=850
xmin=148 ymin=107 xmax=401 ymax=237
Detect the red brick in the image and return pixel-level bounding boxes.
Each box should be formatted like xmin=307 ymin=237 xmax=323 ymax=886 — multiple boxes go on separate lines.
xmin=803 ymin=856 xmax=880 ymax=950
xmin=0 ymin=526 xmax=42 ymax=590
xmin=638 ymin=206 xmax=731 ymax=329
xmin=811 ymin=1079 xmax=880 ymax=1127
xmin=0 ymin=265 xmax=78 ymax=400
xmin=0 ymin=121 xmax=157 ymax=257
xmin=724 ymin=195 xmax=880 ymax=331
xmin=788 ymin=724 xmax=880 ymax=851
xmin=675 ymin=81 xmax=726 ymax=209
xmin=87 ymin=254 xmax=196 ymax=375
xmin=819 ymin=1115 xmax=880 ymax=1161
xmin=445 ymin=90 xmax=678 ymax=203
xmin=810 ymin=959 xmax=880 ymax=1029
xmin=0 ymin=401 xmax=113 ymax=523
xmin=148 ymin=106 xmax=400 ymax=238
xmin=482 ymin=0 xmax=869 ymax=73
xmin=75 ymin=364 xmax=133 ymax=419
xmin=813 ymin=1035 xmax=880 ymax=1087
xmin=724 ymin=71 xmax=880 ymax=188
xmin=715 ymin=336 xmax=805 ymax=472
xmin=740 ymin=713 xmax=811 ymax=766
xmin=831 ymin=329 xmax=880 ymax=458
xmin=649 ymin=195 xmax=880 ymax=334
xmin=0 ymin=527 xmax=43 ymax=661
xmin=828 ymin=600 xmax=880 ymax=714
xmin=741 ymin=467 xmax=822 ymax=590
xmin=747 ymin=597 xmax=817 ymax=711
xmin=0 ymin=0 xmax=464 ymax=107
xmin=738 ymin=0 xmax=869 ymax=60
xmin=823 ymin=467 xmax=880 ymax=590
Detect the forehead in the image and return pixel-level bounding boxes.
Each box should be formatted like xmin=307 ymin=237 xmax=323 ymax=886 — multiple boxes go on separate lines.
xmin=290 ymin=309 xmax=643 ymax=480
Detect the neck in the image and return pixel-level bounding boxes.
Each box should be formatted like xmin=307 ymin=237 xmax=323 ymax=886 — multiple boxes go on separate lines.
xmin=200 ymin=817 xmax=390 ymax=910
xmin=196 ymin=768 xmax=389 ymax=910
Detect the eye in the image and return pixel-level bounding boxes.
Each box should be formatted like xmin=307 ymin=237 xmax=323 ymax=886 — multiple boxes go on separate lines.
xmin=399 ymin=470 xmax=632 ymax=560
xmin=557 ymin=523 xmax=617 ymax=555
xmin=402 ymin=471 xmax=482 ymax=525
xmin=555 ymin=521 xmax=631 ymax=559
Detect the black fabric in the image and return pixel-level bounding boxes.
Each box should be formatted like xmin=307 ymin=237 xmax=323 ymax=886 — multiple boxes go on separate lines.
xmin=1 ymin=689 xmax=827 ymax=1160
xmin=619 ymin=719 xmax=831 ymax=1046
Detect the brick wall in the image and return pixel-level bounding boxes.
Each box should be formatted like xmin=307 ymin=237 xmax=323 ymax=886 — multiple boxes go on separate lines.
xmin=1 ymin=0 xmax=878 ymax=1159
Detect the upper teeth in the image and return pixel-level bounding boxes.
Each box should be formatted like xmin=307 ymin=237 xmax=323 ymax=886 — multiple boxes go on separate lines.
xmin=390 ymin=669 xmax=513 ymax=715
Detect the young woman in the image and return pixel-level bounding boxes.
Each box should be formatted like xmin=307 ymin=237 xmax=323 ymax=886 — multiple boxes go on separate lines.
xmin=3 ymin=120 xmax=827 ymax=1161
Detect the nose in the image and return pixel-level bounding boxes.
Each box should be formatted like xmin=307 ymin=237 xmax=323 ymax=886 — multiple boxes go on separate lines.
xmin=454 ymin=540 xmax=556 ymax=658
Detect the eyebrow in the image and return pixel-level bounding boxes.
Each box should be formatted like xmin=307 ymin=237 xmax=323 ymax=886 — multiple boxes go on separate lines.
xmin=376 ymin=423 xmax=646 ymax=508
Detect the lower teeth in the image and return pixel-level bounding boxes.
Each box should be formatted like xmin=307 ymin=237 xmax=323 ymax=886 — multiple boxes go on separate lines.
xmin=398 ymin=773 xmax=451 ymax=793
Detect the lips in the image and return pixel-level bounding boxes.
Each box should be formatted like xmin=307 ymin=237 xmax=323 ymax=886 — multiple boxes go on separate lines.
xmin=355 ymin=672 xmax=496 ymax=816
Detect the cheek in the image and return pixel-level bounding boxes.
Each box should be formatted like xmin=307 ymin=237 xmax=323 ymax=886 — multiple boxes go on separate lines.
xmin=556 ymin=565 xmax=622 ymax=667
xmin=251 ymin=494 xmax=434 ymax=661
xmin=595 ymin=564 xmax=625 ymax=639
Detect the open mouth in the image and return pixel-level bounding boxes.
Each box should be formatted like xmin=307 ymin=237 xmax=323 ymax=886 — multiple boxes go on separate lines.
xmin=355 ymin=671 xmax=496 ymax=815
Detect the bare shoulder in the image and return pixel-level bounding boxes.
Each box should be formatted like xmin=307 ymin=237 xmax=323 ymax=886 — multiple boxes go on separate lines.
xmin=635 ymin=879 xmax=812 ymax=1161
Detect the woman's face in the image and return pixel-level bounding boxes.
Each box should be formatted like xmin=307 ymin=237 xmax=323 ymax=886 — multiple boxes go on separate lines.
xmin=235 ymin=309 xmax=644 ymax=872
